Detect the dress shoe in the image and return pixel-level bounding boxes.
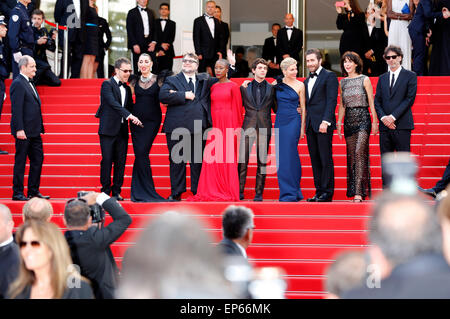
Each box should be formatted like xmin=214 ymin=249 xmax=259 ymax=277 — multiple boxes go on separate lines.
xmin=316 ymin=194 xmax=332 ymax=202
xmin=307 ymin=195 xmax=319 ymax=202
xmin=253 ymin=193 xmax=263 ymax=202
xmin=28 ymin=192 xmax=50 ymax=200
xmin=168 ymin=194 xmax=181 ymax=201
xmin=113 ymin=194 xmax=124 ymax=201
xmin=0 ymin=149 xmax=8 ymax=155
xmin=239 ymin=193 xmax=244 ymax=200
xmin=418 ymin=186 xmax=437 ymax=198
xmin=12 ymin=194 xmax=29 ymax=201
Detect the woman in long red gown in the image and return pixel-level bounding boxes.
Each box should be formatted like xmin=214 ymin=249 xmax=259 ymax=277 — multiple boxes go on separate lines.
xmin=188 ymin=59 xmax=243 ymax=201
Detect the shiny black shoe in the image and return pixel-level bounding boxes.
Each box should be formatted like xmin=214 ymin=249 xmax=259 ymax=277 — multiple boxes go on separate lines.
xmin=168 ymin=194 xmax=181 ymax=201
xmin=13 ymin=194 xmax=29 ymax=201
xmin=307 ymin=195 xmax=319 ymax=202
xmin=28 ymin=192 xmax=50 ymax=200
xmin=239 ymin=193 xmax=244 ymax=200
xmin=253 ymin=193 xmax=263 ymax=202
xmin=418 ymin=186 xmax=437 ymax=198
xmin=0 ymin=149 xmax=8 ymax=155
xmin=316 ymin=194 xmax=332 ymax=202
xmin=114 ymin=194 xmax=124 ymax=201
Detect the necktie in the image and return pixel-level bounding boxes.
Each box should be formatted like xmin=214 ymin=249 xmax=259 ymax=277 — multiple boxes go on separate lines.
xmin=390 ymin=73 xmax=395 ymax=94
xmin=28 ymin=79 xmax=38 ymax=98
xmin=310 ymin=72 xmax=317 ymax=78
xmin=256 ymin=85 xmax=262 ymax=106
xmin=188 ymin=77 xmax=195 ymax=93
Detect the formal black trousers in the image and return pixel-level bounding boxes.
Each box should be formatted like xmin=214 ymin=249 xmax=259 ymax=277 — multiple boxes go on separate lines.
xmin=379 ymin=129 xmax=411 ymax=187
xmin=409 ymin=30 xmax=427 ymax=76
xmin=166 ymin=132 xmax=206 ymax=196
xmin=99 ymin=124 xmax=129 ymax=196
xmin=238 ymin=130 xmax=271 ymax=195
xmin=13 ymin=136 xmax=44 ymax=197
xmin=306 ymin=126 xmax=335 ymax=198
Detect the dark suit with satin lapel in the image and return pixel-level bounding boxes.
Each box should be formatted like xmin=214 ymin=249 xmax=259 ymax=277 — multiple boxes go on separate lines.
xmin=304 ymin=68 xmax=339 ymax=199
xmin=262 ymin=36 xmax=282 ymax=77
xmin=375 ymin=68 xmax=417 ymax=186
xmin=126 ymin=6 xmax=156 ymax=74
xmin=159 ymin=72 xmax=218 ymax=196
xmin=217 ymin=238 xmax=245 ymax=257
xmin=96 ymin=78 xmax=133 ymax=196
xmin=277 ymin=26 xmax=303 ymax=62
xmin=10 ymin=74 xmax=45 ymax=197
xmin=193 ymin=15 xmax=222 ymax=72
xmin=154 ymin=18 xmax=176 ymax=74
xmin=238 ymin=80 xmax=276 ymax=196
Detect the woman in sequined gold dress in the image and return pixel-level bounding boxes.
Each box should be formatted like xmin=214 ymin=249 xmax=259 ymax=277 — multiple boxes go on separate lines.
xmin=337 ymin=52 xmax=378 ymax=202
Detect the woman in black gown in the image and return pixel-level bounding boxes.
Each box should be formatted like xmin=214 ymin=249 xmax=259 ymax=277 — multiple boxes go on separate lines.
xmin=429 ymin=0 xmax=450 ymax=75
xmin=129 ymin=53 xmax=167 ymax=202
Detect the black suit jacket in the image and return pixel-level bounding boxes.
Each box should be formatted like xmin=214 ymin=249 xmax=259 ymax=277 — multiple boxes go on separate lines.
xmin=96 ymin=78 xmax=133 ymax=136
xmin=64 ymin=197 xmax=132 ymax=300
xmin=126 ymin=6 xmax=156 ymax=50
xmin=155 ymin=18 xmax=176 ymax=59
xmin=240 ymin=80 xmax=276 ymax=135
xmin=409 ymin=0 xmax=442 ymax=35
xmin=0 ymin=241 xmax=20 ymax=299
xmin=193 ymin=15 xmax=222 ymax=60
xmin=375 ymin=68 xmax=417 ymax=131
xmin=54 ymin=0 xmax=88 ymax=43
xmin=10 ymin=74 xmax=44 ymax=137
xmin=304 ymin=68 xmax=339 ymax=132
xmin=217 ymin=238 xmax=245 ymax=257
xmin=343 ymin=254 xmax=450 ymax=299
xmin=262 ymin=36 xmax=281 ymax=64
xmin=159 ymin=72 xmax=219 ymax=134
xmin=218 ymin=21 xmax=229 ymax=57
xmin=277 ymin=27 xmax=303 ymax=61
xmin=366 ymin=25 xmax=388 ymax=76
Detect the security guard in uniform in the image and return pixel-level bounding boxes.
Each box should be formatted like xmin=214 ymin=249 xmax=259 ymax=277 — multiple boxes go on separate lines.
xmin=8 ymin=0 xmax=34 ymax=78
xmin=0 ymin=16 xmax=10 ymax=154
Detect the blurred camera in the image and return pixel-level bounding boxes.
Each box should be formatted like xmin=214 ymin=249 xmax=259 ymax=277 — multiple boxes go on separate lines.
xmin=77 ymin=191 xmax=105 ymax=224
xmin=381 ymin=152 xmax=418 ymax=195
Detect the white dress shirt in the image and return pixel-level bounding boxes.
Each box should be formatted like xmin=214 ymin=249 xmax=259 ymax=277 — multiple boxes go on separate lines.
xmin=204 ymin=14 xmax=215 ymax=38
xmin=307 ymin=65 xmax=323 ymax=98
xmin=113 ymin=76 xmax=129 ymax=123
xmin=160 ymin=17 xmax=167 ymax=32
xmin=286 ymin=26 xmax=294 ymax=41
xmin=20 ymin=73 xmax=38 ymax=98
xmin=183 ymin=73 xmax=196 ymax=93
xmin=138 ymin=5 xmax=150 ymax=37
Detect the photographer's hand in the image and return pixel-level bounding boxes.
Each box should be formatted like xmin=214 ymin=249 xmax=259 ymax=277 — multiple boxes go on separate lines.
xmin=81 ymin=191 xmax=100 ymax=205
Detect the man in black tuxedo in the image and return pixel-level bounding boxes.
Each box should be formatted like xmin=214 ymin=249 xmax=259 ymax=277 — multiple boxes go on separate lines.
xmin=159 ymin=52 xmax=218 ymax=200
xmin=0 ymin=204 xmax=20 ymax=299
xmin=64 ymin=192 xmax=132 ymax=299
xmin=10 ymin=56 xmax=49 ymax=201
xmin=126 ymin=0 xmax=157 ymax=75
xmin=262 ymin=23 xmax=282 ymax=78
xmin=238 ymin=58 xmax=276 ymax=202
xmin=153 ymin=2 xmax=175 ymax=74
xmin=96 ymin=57 xmax=142 ymax=200
xmin=304 ymin=49 xmax=338 ymax=202
xmin=375 ymin=45 xmax=417 ymax=187
xmin=54 ymin=0 xmax=88 ymax=78
xmin=193 ymin=0 xmax=222 ymax=75
xmin=277 ymin=13 xmax=303 ymax=64
xmin=217 ymin=205 xmax=254 ymax=259
xmin=214 ymin=5 xmax=229 ymax=59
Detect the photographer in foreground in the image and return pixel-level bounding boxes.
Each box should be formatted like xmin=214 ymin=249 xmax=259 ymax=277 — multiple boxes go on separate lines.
xmin=63 ymin=192 xmax=132 ymax=299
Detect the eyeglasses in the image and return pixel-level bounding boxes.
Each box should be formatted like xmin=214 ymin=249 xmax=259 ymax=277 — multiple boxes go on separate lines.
xmin=182 ymin=59 xmax=198 ymax=64
xmin=385 ymin=55 xmax=398 ymax=60
xmin=19 ymin=240 xmax=41 ymax=248
xmin=120 ymin=69 xmax=133 ymax=73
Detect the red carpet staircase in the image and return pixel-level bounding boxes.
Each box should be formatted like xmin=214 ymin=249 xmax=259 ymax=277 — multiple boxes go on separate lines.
xmin=0 ymin=77 xmax=449 ymax=298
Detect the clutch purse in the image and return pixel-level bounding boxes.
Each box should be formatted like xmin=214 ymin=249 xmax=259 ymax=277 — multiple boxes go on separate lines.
xmin=401 ymin=3 xmax=410 ymax=14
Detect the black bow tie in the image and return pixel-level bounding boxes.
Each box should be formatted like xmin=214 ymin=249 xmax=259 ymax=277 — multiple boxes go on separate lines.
xmin=204 ymin=14 xmax=214 ymax=19
xmin=118 ymin=81 xmax=124 ymax=87
xmin=286 ymin=27 xmax=293 ymax=30
xmin=309 ymin=72 xmax=317 ymax=78
xmin=161 ymin=18 xmax=168 ymax=21
xmin=139 ymin=7 xmax=146 ymax=11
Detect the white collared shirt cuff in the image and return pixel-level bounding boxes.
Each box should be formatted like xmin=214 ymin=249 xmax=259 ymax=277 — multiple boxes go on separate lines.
xmin=96 ymin=192 xmax=111 ymax=206
xmin=322 ymin=121 xmax=331 ymax=126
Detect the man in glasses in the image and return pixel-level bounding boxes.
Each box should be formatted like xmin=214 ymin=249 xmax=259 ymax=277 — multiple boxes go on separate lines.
xmin=374 ymin=45 xmax=417 ymax=187
xmin=95 ymin=57 xmax=142 ymax=201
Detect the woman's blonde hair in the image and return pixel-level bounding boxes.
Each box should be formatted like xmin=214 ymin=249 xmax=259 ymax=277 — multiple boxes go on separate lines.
xmin=280 ymin=57 xmax=297 ymax=71
xmin=9 ymin=220 xmax=81 ymax=299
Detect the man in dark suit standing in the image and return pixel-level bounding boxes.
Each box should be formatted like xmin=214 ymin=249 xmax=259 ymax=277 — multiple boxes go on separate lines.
xmin=304 ymin=49 xmax=338 ymax=202
xmin=153 ymin=2 xmax=175 ymax=74
xmin=10 ymin=55 xmax=49 ymax=201
xmin=96 ymin=57 xmax=142 ymax=200
xmin=218 ymin=205 xmax=254 ymax=259
xmin=262 ymin=23 xmax=282 ymax=78
xmin=238 ymin=58 xmax=276 ymax=202
xmin=277 ymin=13 xmax=303 ymax=65
xmin=214 ymin=5 xmax=229 ymax=59
xmin=375 ymin=45 xmax=417 ymax=187
xmin=0 ymin=16 xmax=10 ymax=155
xmin=126 ymin=0 xmax=157 ymax=75
xmin=193 ymin=0 xmax=222 ymax=75
xmin=54 ymin=0 xmax=88 ymax=78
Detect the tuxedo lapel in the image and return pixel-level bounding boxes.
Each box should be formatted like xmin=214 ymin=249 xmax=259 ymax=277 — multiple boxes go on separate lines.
xmin=135 ymin=7 xmax=144 ymax=32
xmin=261 ymin=80 xmax=272 ymax=106
xmin=305 ymin=77 xmax=310 ymax=103
xmin=110 ymin=78 xmax=122 ymax=104
xmin=246 ymin=82 xmax=257 ymax=108
xmin=176 ymin=72 xmax=191 ymax=92
xmin=202 ymin=17 xmax=214 ymax=39
xmin=20 ymin=76 xmax=40 ymax=105
xmin=309 ymin=71 xmax=325 ymax=100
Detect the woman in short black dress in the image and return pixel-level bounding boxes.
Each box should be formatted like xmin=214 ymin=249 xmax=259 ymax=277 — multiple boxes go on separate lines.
xmin=80 ymin=0 xmax=99 ymax=78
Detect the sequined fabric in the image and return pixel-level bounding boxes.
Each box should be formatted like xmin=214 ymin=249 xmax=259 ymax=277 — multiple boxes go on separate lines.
xmin=340 ymin=75 xmax=372 ymax=199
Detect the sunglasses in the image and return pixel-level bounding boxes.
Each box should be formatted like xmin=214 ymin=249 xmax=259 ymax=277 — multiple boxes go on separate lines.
xmin=120 ymin=69 xmax=133 ymax=73
xmin=385 ymin=55 xmax=398 ymax=60
xmin=19 ymin=240 xmax=41 ymax=248
xmin=182 ymin=59 xmax=198 ymax=64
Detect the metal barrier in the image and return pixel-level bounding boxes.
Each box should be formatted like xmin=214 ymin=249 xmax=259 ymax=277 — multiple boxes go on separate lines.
xmin=45 ymin=20 xmax=69 ymax=79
